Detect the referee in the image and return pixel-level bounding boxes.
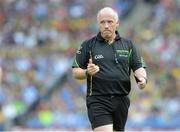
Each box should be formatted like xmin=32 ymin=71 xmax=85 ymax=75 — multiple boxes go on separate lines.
xmin=72 ymin=7 xmax=147 ymax=131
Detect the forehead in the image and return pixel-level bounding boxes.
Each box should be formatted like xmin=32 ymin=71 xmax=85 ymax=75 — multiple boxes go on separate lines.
xmin=98 ymin=12 xmax=116 ymax=22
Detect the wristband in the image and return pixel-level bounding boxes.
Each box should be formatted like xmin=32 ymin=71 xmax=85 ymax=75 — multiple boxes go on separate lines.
xmin=135 ymin=76 xmax=147 ymax=84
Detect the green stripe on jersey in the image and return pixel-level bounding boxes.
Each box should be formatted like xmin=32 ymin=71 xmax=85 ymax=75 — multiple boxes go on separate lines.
xmin=72 ymin=58 xmax=79 ymax=68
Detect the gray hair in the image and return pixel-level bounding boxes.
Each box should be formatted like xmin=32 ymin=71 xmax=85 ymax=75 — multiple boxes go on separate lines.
xmin=97 ymin=7 xmax=119 ymax=23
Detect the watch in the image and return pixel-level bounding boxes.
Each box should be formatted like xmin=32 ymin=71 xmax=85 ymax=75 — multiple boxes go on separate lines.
xmin=135 ymin=76 xmax=147 ymax=84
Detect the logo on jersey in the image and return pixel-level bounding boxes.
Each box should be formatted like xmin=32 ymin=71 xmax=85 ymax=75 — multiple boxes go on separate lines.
xmin=94 ymin=54 xmax=104 ymax=59
xmin=76 ymin=46 xmax=82 ymax=54
xmin=116 ymin=50 xmax=129 ymax=57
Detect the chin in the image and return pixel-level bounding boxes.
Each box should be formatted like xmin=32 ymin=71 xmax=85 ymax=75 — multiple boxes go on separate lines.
xmin=102 ymin=33 xmax=111 ymax=37
xmin=103 ymin=34 xmax=112 ymax=39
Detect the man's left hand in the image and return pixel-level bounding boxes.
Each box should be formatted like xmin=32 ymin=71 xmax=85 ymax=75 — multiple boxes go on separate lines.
xmin=137 ymin=77 xmax=146 ymax=89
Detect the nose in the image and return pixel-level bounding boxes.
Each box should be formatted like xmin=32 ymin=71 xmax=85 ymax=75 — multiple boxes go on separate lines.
xmin=104 ymin=22 xmax=109 ymax=28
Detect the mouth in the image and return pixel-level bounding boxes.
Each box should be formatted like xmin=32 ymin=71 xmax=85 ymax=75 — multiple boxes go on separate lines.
xmin=103 ymin=30 xmax=112 ymax=35
xmin=103 ymin=30 xmax=111 ymax=32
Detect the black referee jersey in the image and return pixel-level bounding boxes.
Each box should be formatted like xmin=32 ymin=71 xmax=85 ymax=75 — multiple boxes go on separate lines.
xmin=72 ymin=31 xmax=147 ymax=96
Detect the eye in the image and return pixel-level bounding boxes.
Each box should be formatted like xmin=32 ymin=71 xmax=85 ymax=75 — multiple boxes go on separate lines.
xmin=108 ymin=20 xmax=113 ymax=24
xmin=100 ymin=20 xmax=105 ymax=24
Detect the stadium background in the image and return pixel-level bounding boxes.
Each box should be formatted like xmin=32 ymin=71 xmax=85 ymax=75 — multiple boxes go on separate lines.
xmin=0 ymin=0 xmax=179 ymax=131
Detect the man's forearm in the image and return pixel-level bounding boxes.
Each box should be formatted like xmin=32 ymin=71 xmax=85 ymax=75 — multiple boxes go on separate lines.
xmin=72 ymin=68 xmax=87 ymax=80
xmin=134 ymin=67 xmax=147 ymax=80
xmin=134 ymin=67 xmax=147 ymax=89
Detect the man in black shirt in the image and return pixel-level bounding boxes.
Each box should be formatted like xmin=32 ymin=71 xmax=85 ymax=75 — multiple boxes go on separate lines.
xmin=72 ymin=7 xmax=147 ymax=131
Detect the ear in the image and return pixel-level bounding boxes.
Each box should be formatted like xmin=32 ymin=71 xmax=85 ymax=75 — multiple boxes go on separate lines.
xmin=116 ymin=22 xmax=119 ymax=27
xmin=116 ymin=22 xmax=119 ymax=28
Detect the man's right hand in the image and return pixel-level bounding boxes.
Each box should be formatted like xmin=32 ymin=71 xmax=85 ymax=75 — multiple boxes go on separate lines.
xmin=87 ymin=59 xmax=99 ymax=76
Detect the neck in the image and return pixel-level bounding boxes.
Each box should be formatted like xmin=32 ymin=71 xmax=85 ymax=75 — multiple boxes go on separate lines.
xmin=105 ymin=34 xmax=116 ymax=44
xmin=105 ymin=39 xmax=114 ymax=44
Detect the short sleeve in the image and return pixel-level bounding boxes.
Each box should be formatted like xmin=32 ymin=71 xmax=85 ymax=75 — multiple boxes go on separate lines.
xmin=129 ymin=41 xmax=147 ymax=71
xmin=72 ymin=41 xmax=89 ymax=69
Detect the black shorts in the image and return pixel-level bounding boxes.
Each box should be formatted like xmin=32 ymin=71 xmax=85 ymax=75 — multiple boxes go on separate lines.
xmin=86 ymin=95 xmax=130 ymax=131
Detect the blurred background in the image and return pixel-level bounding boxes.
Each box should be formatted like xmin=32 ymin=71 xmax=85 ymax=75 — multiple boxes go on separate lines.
xmin=0 ymin=0 xmax=179 ymax=131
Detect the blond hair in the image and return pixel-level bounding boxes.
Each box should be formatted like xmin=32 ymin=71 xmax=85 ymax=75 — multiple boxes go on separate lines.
xmin=97 ymin=7 xmax=119 ymax=23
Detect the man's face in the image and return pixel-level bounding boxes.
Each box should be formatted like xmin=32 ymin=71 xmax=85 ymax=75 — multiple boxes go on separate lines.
xmin=98 ymin=12 xmax=119 ymax=40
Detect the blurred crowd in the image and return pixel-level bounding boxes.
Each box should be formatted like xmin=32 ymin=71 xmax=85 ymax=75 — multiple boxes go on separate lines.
xmin=0 ymin=0 xmax=179 ymax=130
